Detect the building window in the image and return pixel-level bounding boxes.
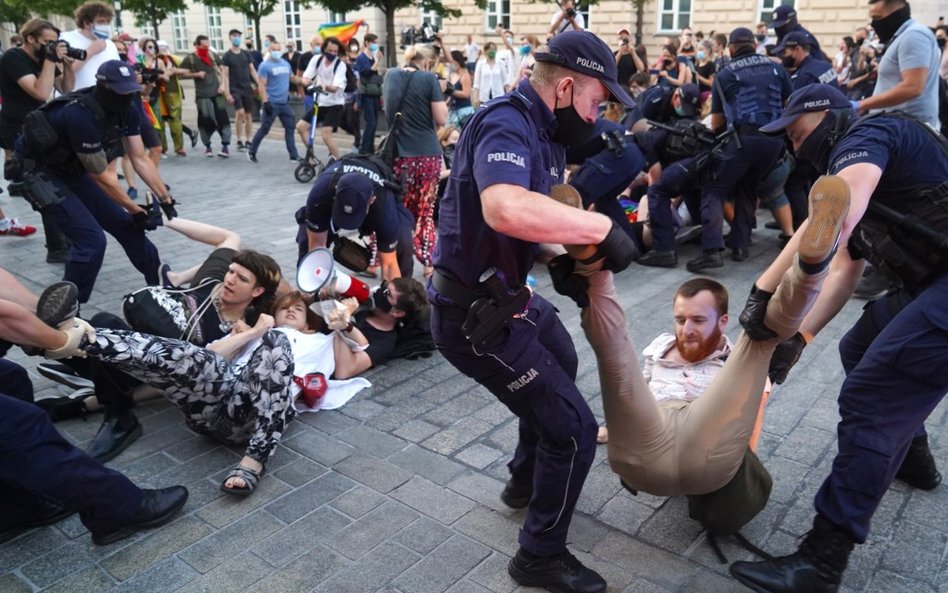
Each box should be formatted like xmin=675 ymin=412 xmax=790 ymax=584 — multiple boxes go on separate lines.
xmin=657 ymin=0 xmax=691 ymax=33
xmin=327 ymin=9 xmax=346 ymax=23
xmin=284 ymin=1 xmax=302 ymax=50
xmin=759 ymin=0 xmax=795 ymax=27
xmin=576 ymin=4 xmax=591 ymax=29
xmin=171 ymin=11 xmax=188 ymax=53
xmin=205 ymin=7 xmax=223 ymax=51
xmin=484 ymin=0 xmax=510 ymax=33
xmin=420 ymin=9 xmax=442 ymax=31
xmin=139 ymin=25 xmax=155 ymax=40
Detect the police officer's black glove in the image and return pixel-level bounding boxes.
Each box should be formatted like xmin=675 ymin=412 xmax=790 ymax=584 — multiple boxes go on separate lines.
xmin=159 ymin=199 xmax=178 ymax=221
xmin=739 ymin=284 xmax=778 ymax=341
xmin=132 ymin=210 xmax=158 ymax=231
xmin=769 ymin=332 xmax=807 ymax=384
xmin=548 ymin=254 xmax=589 ymax=308
xmin=262 ymin=101 xmax=273 ymax=116
xmin=593 ymin=219 xmax=639 ymax=273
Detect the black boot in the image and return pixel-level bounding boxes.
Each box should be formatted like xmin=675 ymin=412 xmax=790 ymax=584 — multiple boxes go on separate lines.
xmin=91 ymin=486 xmax=189 ymax=545
xmin=637 ymin=249 xmax=678 ymax=268
xmin=86 ymin=410 xmax=142 ymax=462
xmin=895 ymin=435 xmax=942 ymax=490
xmin=508 ymin=547 xmax=606 ymax=593
xmin=729 ymin=515 xmax=855 ymax=593
xmin=500 ymin=479 xmax=532 ymax=509
xmin=686 ymin=250 xmax=723 ymax=273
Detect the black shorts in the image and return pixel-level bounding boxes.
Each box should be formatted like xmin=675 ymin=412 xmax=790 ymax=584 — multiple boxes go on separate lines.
xmin=315 ymin=105 xmax=343 ymax=131
xmin=231 ymin=88 xmax=256 ymax=112
xmin=192 ymin=247 xmax=236 ymax=287
xmin=140 ymin=119 xmax=161 ymax=149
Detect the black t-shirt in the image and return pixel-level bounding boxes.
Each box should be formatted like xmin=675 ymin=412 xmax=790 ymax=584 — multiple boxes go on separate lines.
xmin=615 ymin=51 xmax=638 ymax=89
xmin=0 ymin=48 xmax=44 ymax=124
xmin=696 ymin=61 xmax=715 ymax=92
xmin=221 ymin=49 xmax=253 ymax=91
xmin=355 ymin=313 xmax=397 ymax=366
xmin=185 ymin=247 xmax=239 ymax=346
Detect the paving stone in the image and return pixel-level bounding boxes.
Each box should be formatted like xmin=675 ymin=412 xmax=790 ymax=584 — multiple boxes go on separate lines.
xmin=456 ymin=443 xmax=504 ymax=469
xmin=422 ymin=417 xmax=494 ymax=455
xmin=390 ymin=444 xmax=467 ymax=485
xmin=467 ymin=552 xmax=517 ymax=593
xmin=393 ymin=419 xmax=442 ymax=443
xmin=283 ymin=427 xmax=357 ymax=466
xmin=636 ymin=497 xmax=704 ymax=554
xmin=197 ymin=474 xmax=295 ymax=528
xmin=566 ymin=514 xmax=611 ymax=554
xmin=0 ymin=526 xmax=68 ymax=572
xmin=620 ymin=577 xmax=675 ymax=593
xmin=178 ymin=511 xmax=283 ymax=573
xmin=336 ymin=424 xmax=408 ymax=458
xmin=16 ymin=536 xmax=113 ymax=589
xmin=252 ymin=506 xmax=351 ymax=567
xmin=334 ymin=455 xmax=413 ymax=493
xmin=154 ymin=446 xmax=242 ymax=485
xmin=366 ymin=376 xmax=437 ymax=406
xmin=314 ymin=541 xmax=419 ymax=593
xmin=331 ymin=486 xmax=388 ymax=519
xmin=331 ymin=499 xmax=419 ymax=559
xmin=339 ymin=398 xmax=388 ymax=421
xmin=880 ymin=519 xmax=946 ymax=584
xmin=163 ymin=434 xmax=222 ymax=463
xmin=248 ymin=543 xmax=345 ymax=593
xmin=447 ymin=471 xmax=510 ymax=512
xmin=0 ymin=573 xmax=32 ymax=593
xmin=595 ymin=492 xmax=657 ymax=536
xmin=868 ymin=570 xmax=938 ymax=593
xmin=592 ymin=531 xmax=696 ymax=591
xmin=110 ymin=557 xmax=198 ymax=593
xmin=575 ymin=461 xmax=624 ymax=515
xmin=264 ymin=470 xmax=356 ymax=523
xmin=678 ymin=566 xmax=743 ymax=593
xmin=421 ymin=392 xmax=492 ymax=427
xmin=773 ymin=424 xmax=835 ymax=467
xmin=391 ymin=476 xmax=477 ymax=524
xmin=173 ymin=551 xmax=274 ymax=593
xmin=366 ymin=397 xmax=439 ymax=432
xmin=902 ymin=482 xmax=948 ymax=533
xmin=394 ymin=517 xmax=455 ymax=554
xmin=295 ymin=409 xmax=361 ymax=434
xmin=453 ymin=506 xmax=522 ymax=557
xmin=445 ymin=581 xmax=495 ymax=593
xmin=271 ymin=456 xmax=328 ymax=487
xmin=101 ymin=516 xmax=214 ymax=580
xmin=394 ymin=535 xmax=491 ymax=593
xmin=39 ymin=566 xmax=116 ymax=593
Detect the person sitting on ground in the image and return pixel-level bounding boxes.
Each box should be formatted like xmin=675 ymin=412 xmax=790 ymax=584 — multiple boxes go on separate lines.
xmin=350 ymin=277 xmax=433 ymax=369
xmin=297 ymin=155 xmax=415 ymax=281
xmin=40 ymin=287 xmax=372 ymax=497
xmin=1 ymin=282 xmax=187 ymax=545
xmin=551 ymin=175 xmax=849 ymax=520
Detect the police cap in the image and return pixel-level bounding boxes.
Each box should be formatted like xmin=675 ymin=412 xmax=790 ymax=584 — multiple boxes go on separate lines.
xmin=534 ymin=30 xmax=636 ymax=108
xmin=759 ymin=85 xmax=850 ymax=135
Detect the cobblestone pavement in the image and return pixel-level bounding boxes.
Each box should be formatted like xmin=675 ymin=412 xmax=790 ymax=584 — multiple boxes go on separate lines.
xmin=0 ymin=135 xmax=944 ymax=593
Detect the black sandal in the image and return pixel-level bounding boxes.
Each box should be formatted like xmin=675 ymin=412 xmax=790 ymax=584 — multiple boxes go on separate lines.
xmin=220 ymin=464 xmax=265 ymax=496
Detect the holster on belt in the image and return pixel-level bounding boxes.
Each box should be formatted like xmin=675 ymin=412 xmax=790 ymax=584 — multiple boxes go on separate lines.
xmin=433 ymin=269 xmax=531 ymax=348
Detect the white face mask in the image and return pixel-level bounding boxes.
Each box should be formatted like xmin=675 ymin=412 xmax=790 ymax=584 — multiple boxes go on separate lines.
xmin=92 ymin=23 xmax=112 ymax=40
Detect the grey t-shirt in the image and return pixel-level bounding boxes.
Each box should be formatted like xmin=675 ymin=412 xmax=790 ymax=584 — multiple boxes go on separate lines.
xmin=383 ymin=68 xmax=444 ymax=157
xmin=871 ymin=19 xmax=940 ymax=127
xmin=221 ymin=49 xmax=253 ymax=91
xmin=181 ymin=52 xmax=222 ymax=99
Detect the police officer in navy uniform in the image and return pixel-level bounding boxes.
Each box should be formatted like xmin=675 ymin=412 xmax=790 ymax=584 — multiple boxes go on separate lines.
xmin=430 ymin=31 xmax=638 ymax=593
xmin=9 ymin=60 xmax=177 ymax=303
xmin=298 ymin=157 xmax=415 ymax=281
xmin=729 ymin=84 xmax=948 ymax=593
xmin=769 ymin=5 xmax=828 ymax=62
xmin=779 ymin=30 xmax=840 ymax=230
xmin=687 ymin=27 xmax=792 ymax=272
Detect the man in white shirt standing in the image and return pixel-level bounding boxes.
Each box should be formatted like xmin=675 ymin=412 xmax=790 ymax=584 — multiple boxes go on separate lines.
xmin=549 ymin=0 xmax=585 ymax=39
xmin=464 ymin=34 xmax=480 ymax=74
xmin=302 ymin=35 xmax=347 ymax=160
xmin=60 ymin=1 xmax=120 ymax=90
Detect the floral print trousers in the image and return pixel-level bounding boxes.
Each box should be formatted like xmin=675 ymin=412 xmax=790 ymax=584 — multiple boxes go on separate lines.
xmin=395 ymin=155 xmax=442 ymax=268
xmin=84 ymin=328 xmax=296 ymax=463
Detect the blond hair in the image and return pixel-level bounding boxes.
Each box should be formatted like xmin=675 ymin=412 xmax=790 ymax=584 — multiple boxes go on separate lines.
xmin=404 ymin=43 xmax=436 ymax=67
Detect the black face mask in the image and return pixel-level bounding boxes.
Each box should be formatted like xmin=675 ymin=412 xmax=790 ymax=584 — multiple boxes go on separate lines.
xmin=937 ymin=37 xmax=946 ymax=50
xmin=755 ymin=34 xmax=766 ymax=42
xmin=781 ymin=55 xmax=797 ymax=69
xmin=871 ymin=3 xmax=911 ymax=45
xmin=373 ymin=282 xmax=394 ymax=314
xmin=118 ymin=52 xmax=128 ymax=62
xmin=774 ymin=23 xmax=790 ymax=38
xmin=442 ymin=144 xmax=456 ymax=168
xmin=552 ymin=86 xmax=595 ymax=147
xmin=794 ymin=112 xmax=837 ymax=172
xmin=94 ymin=86 xmax=135 ymax=116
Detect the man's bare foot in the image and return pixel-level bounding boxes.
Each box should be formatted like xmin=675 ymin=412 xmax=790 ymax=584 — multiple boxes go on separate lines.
xmin=597 ymin=426 xmax=609 ymax=445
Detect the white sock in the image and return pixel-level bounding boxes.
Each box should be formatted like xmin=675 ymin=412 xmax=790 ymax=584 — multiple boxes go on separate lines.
xmin=0 ymin=218 xmax=11 ymax=231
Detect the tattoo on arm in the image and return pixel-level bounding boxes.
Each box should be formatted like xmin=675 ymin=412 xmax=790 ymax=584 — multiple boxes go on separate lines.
xmin=77 ymin=150 xmax=109 ymax=175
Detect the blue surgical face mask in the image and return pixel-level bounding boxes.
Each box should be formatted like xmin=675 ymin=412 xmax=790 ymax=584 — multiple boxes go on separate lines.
xmin=369 ymin=43 xmax=379 ymax=52
xmin=231 ymin=36 xmax=242 ymax=47
xmin=270 ymin=50 xmax=283 ymax=60
xmin=696 ymin=51 xmax=706 ymax=60
xmin=313 ymin=47 xmax=322 ymax=55
xmin=519 ymin=44 xmax=531 ymax=55
xmin=92 ymin=23 xmax=112 ymax=40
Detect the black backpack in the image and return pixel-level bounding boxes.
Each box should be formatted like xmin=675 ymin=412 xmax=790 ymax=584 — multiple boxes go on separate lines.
xmin=328 ymin=153 xmax=403 ymax=198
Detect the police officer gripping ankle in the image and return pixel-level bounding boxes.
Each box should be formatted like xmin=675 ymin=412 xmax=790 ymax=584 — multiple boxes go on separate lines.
xmin=429 ymin=31 xmax=638 ymax=593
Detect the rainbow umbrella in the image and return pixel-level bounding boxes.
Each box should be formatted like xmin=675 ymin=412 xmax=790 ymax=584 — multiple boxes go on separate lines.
xmin=317 ymin=19 xmax=365 ymax=45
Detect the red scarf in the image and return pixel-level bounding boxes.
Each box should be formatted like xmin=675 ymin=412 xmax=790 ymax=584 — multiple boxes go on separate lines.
xmin=195 ymin=46 xmax=213 ymax=66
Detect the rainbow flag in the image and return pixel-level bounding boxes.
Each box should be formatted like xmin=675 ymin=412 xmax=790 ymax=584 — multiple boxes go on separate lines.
xmin=317 ymin=19 xmax=365 ymax=45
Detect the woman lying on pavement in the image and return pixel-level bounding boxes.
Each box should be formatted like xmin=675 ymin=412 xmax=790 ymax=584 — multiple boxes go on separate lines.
xmin=43 ymin=289 xmax=371 ymax=497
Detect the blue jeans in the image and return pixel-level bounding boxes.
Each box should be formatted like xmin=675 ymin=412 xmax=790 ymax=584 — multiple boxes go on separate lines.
xmin=360 ymin=95 xmax=380 ymax=154
xmin=249 ymin=102 xmax=299 ymax=159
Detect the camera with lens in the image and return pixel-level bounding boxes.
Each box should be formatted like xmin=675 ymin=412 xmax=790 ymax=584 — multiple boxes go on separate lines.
xmin=399 ymin=20 xmax=440 ymax=49
xmin=45 ymin=40 xmax=87 ymax=62
xmin=566 ymin=7 xmax=577 ymax=17
xmin=662 ymin=57 xmax=674 ymax=68
xmin=134 ymin=63 xmax=161 ymax=84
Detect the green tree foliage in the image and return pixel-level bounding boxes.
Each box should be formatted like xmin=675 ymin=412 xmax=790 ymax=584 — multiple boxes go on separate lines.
xmin=122 ymin=0 xmax=188 ymax=41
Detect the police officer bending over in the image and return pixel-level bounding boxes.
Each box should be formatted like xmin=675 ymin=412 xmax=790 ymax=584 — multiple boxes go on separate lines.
xmin=729 ymin=85 xmax=948 ymax=593
xmin=7 ymin=60 xmax=177 ymax=303
xmin=298 ymin=154 xmax=415 ymax=281
xmin=688 ymin=27 xmax=792 ymax=272
xmin=430 ymin=31 xmax=638 ymax=593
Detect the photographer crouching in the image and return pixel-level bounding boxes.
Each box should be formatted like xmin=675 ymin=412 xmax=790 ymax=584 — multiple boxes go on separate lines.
xmin=0 ymin=19 xmax=79 ymax=250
